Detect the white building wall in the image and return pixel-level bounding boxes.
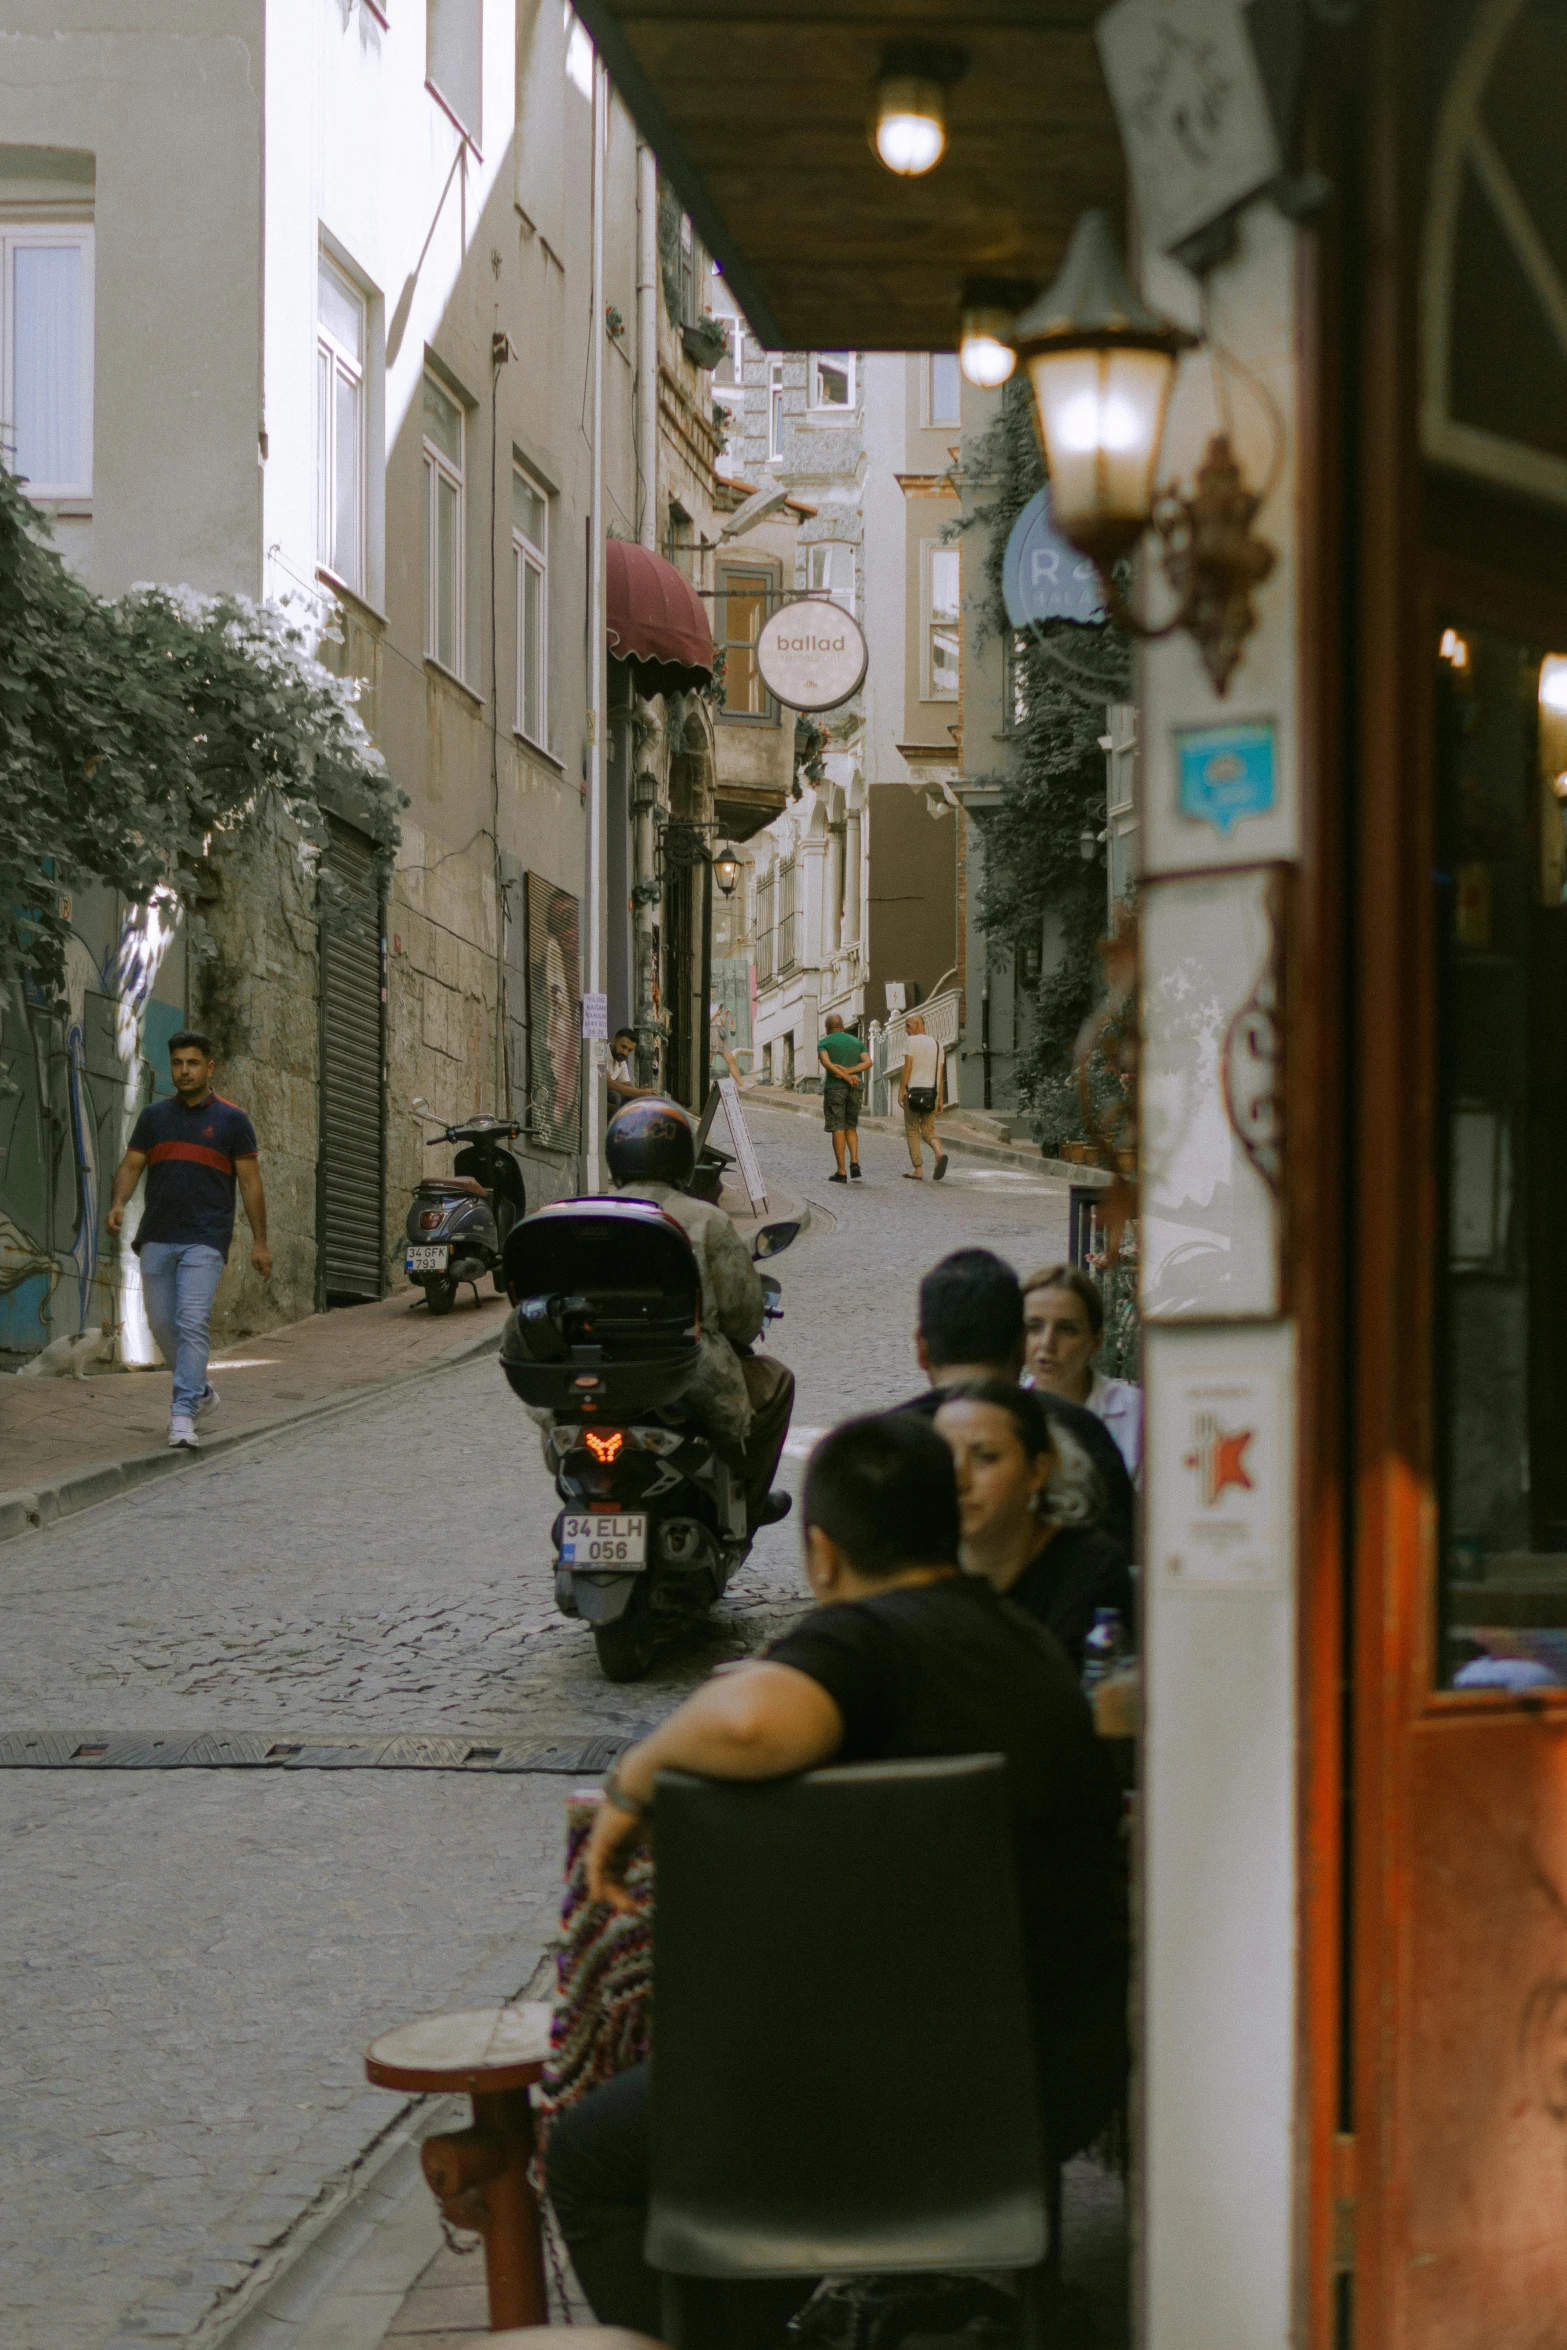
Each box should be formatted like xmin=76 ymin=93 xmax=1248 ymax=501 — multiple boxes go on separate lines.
xmin=1137 ymin=201 xmax=1302 ymax=2350
xmin=0 ymin=2 xmax=267 ymax=597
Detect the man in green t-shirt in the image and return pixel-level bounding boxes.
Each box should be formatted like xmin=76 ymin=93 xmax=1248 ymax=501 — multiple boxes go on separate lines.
xmin=817 ymin=1014 xmax=872 ymax=1183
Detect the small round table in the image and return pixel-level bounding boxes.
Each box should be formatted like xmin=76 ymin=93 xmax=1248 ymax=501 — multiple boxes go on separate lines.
xmin=366 ymin=2002 xmax=554 ymax=2333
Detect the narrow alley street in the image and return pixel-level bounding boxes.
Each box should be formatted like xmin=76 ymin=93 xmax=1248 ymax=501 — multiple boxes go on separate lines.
xmin=1 ymin=1107 xmax=1109 ymax=2350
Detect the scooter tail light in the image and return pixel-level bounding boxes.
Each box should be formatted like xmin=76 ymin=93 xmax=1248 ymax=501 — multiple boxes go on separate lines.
xmin=418 ymin=1209 xmax=444 ymax=1231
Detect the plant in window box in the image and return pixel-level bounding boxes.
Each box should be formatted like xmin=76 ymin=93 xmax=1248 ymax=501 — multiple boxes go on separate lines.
xmin=605 ymin=305 xmax=626 ymax=342
xmin=794 ymin=713 xmax=828 ymax=793
xmin=681 ymin=314 xmax=730 ymax=372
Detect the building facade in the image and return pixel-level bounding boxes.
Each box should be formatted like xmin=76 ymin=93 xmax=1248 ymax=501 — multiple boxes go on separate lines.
xmin=0 ymin=0 xmax=732 ymax=1356
xmin=711 ymin=344 xmax=968 ymax=1098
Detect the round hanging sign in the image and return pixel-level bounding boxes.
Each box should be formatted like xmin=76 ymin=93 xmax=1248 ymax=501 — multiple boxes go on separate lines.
xmin=755 ymin=599 xmax=868 ymax=712
xmin=1002 ymin=488 xmax=1105 ymax=630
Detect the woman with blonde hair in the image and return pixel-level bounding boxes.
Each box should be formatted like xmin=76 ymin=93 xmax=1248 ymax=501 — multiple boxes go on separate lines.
xmin=1021 ymin=1262 xmax=1143 ymax=1481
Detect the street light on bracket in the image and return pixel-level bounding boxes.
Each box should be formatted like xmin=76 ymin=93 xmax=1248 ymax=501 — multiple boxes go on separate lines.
xmin=1010 ymin=211 xmax=1279 ymax=698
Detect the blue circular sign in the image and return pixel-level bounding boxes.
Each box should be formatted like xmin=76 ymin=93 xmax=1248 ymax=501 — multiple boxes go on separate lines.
xmin=1002 ymin=489 xmax=1105 ymax=630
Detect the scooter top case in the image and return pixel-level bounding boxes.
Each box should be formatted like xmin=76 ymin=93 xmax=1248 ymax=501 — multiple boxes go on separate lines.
xmin=499 ymin=1197 xmax=701 ymax=1414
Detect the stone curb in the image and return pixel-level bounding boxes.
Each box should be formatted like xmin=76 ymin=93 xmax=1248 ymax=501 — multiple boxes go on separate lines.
xmin=739 ymin=1085 xmax=1113 ymax=1184
xmin=0 ymin=1314 xmax=508 ymax=1549
xmin=0 ymin=1179 xmax=814 ymax=1550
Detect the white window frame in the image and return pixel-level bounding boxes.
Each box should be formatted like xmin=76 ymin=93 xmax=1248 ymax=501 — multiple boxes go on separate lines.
xmin=316 ymin=255 xmax=366 ymax=594
xmin=808 ymin=351 xmax=855 ymax=411
xmin=927 ymin=350 xmax=962 ymax=428
xmin=717 ymin=564 xmax=776 ymax=722
xmin=513 ymin=462 xmax=549 ymax=748
xmin=0 ymin=225 xmax=94 ymax=502
xmin=768 ymin=361 xmax=784 ymax=461
xmin=806 ymin=541 xmax=855 ymax=614
xmin=924 ymin=541 xmax=961 ymax=702
xmin=427 ymin=0 xmax=483 ymax=140
xmin=423 ymin=376 xmax=466 ymax=675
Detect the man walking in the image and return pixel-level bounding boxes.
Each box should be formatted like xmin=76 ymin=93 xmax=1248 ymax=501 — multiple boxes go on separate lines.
xmin=898 ymin=1012 xmax=947 ymax=1181
xmin=107 ymin=1032 xmax=270 ymax=1450
xmin=817 ymin=1013 xmax=870 ymax=1184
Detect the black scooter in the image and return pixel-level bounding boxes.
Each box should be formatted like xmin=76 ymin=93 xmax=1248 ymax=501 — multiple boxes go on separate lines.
xmin=500 ymin=1198 xmax=798 ymax=1680
xmin=404 ymin=1105 xmax=527 ymax=1314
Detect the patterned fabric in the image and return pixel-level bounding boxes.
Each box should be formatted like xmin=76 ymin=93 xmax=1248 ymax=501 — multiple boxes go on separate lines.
xmin=537 ymin=1791 xmax=654 ymax=2154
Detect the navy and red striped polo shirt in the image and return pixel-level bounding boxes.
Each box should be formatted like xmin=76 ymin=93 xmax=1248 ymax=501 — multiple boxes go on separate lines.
xmin=128 ymin=1092 xmax=259 ymax=1255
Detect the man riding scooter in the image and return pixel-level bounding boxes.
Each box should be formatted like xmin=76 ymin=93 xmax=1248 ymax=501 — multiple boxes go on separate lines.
xmin=602 ymin=1096 xmax=795 ymax=1532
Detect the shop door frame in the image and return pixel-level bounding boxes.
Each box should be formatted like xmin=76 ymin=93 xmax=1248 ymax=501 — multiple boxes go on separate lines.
xmin=1325 ymin=3 xmax=1567 ymax=2336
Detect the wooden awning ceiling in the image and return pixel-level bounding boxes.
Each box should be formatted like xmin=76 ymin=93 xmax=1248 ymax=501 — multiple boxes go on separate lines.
xmin=573 ymin=0 xmax=1125 ymax=353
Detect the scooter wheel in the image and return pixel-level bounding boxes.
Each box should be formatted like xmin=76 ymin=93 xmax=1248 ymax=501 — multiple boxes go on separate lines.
xmin=425 ymin=1276 xmax=459 ymax=1316
xmin=592 ymin=1585 xmax=657 ymax=1682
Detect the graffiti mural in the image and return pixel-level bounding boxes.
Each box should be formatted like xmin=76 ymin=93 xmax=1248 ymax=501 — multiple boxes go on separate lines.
xmin=0 ymin=887 xmax=184 ymax=1360
xmin=526 ymin=878 xmax=581 ymax=1149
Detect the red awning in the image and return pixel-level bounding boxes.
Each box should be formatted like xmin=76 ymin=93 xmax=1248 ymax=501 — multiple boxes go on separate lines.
xmin=606 ymin=538 xmax=713 ymax=693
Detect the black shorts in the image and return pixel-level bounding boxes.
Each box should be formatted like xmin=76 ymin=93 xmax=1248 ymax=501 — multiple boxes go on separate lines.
xmin=823 ymin=1078 xmax=860 ymax=1133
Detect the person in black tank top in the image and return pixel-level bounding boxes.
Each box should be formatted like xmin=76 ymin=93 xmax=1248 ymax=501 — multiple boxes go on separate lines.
xmin=545 ymin=1413 xmax=1129 ymax=2340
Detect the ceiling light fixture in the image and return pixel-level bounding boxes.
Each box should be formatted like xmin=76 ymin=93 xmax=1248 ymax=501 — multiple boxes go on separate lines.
xmin=871 ymin=42 xmax=965 ymax=178
xmin=958 ymin=278 xmax=1032 ymax=388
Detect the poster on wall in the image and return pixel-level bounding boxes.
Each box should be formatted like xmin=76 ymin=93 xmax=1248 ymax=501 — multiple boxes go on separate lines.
xmin=1139 ymin=864 xmax=1284 ymax=1320
xmin=1146 ymin=1323 xmax=1295 ymax=1590
xmin=526 ymin=877 xmax=581 ymax=1148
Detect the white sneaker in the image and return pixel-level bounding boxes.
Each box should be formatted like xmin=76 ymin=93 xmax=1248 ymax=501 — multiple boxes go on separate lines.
xmin=168 ymin=1415 xmax=200 ymax=1449
xmin=196 ymin=1383 xmax=220 ymax=1419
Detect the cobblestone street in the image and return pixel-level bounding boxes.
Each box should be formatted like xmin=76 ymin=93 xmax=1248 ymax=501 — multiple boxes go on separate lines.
xmin=2 ymin=1107 xmax=1075 ymax=2348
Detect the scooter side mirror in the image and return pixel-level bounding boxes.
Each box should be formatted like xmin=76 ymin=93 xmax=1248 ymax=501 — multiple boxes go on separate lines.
xmin=752 ymin=1219 xmax=801 ymax=1262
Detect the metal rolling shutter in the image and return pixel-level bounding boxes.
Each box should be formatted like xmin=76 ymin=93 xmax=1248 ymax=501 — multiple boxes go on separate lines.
xmin=318 ymin=817 xmax=385 ymax=1302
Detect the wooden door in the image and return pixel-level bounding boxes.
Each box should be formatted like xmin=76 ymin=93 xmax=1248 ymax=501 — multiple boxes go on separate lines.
xmin=1334 ymin=3 xmax=1567 ymax=2339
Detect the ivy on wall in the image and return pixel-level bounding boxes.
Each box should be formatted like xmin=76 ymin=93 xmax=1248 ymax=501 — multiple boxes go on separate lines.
xmin=963 ymin=380 xmax=1131 ymax=1144
xmin=0 ymin=467 xmax=400 ymax=1004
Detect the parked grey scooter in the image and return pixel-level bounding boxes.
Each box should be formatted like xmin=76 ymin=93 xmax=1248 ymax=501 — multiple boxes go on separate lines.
xmin=404 ymin=1101 xmax=527 ymax=1314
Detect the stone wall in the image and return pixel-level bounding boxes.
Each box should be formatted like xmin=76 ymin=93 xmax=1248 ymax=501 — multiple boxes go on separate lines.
xmin=193 ymin=806 xmax=321 ymax=1345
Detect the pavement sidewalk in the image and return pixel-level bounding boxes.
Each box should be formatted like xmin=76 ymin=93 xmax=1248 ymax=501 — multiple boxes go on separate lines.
xmin=0 ymin=1285 xmax=514 ymax=1546
xmin=0 ymin=1178 xmax=811 ymax=1549
xmin=735 ymin=1081 xmax=1113 ymax=1183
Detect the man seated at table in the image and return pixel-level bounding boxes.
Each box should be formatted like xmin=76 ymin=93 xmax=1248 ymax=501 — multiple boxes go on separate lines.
xmin=545 ymin=1412 xmax=1129 ymax=2337
xmin=895 ymin=1246 xmax=1136 ymax=1562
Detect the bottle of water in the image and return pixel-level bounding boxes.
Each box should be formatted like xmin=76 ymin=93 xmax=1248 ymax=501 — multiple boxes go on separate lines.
xmin=1081 ymin=1606 xmax=1130 ymax=1695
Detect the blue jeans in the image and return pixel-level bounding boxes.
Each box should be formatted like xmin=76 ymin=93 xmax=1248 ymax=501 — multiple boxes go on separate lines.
xmin=140 ymin=1242 xmax=226 ymax=1418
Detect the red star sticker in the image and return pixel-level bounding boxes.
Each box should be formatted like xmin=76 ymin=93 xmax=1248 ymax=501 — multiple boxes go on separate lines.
xmin=1210 ymin=1427 xmax=1254 ymax=1499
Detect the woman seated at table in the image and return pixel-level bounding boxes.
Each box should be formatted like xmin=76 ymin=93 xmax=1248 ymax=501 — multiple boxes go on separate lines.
xmin=1022 ymin=1264 xmax=1143 ymax=1484
xmin=935 ymin=1378 xmax=1134 ymax=1673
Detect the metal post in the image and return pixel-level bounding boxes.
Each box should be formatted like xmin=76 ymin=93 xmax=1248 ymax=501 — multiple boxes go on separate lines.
xmin=699 ymin=849 xmax=713 ymax=1115
xmin=636 ymin=144 xmax=658 ymax=553
xmin=585 ymin=58 xmax=607 ymax=1192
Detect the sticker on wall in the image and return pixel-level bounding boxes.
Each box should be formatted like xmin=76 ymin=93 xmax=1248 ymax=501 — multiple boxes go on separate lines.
xmin=1095 ymin=0 xmax=1283 ymax=260
xmin=1176 ymin=721 xmax=1277 ymax=837
xmin=1140 ymin=865 xmax=1285 ymax=1320
xmin=1146 ymin=1326 xmax=1294 ymax=1590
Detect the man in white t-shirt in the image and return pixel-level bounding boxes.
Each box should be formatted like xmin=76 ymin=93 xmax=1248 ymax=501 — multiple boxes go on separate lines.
xmin=898 ymin=1014 xmax=947 ymax=1181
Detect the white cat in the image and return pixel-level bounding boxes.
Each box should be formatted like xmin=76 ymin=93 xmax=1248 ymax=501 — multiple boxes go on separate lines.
xmin=15 ymin=1326 xmax=116 ymax=1380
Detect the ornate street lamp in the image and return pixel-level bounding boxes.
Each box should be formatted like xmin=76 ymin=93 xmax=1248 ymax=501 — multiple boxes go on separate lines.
xmin=712 ymin=844 xmax=741 ymax=897
xmin=1010 ymin=210 xmax=1278 ymax=697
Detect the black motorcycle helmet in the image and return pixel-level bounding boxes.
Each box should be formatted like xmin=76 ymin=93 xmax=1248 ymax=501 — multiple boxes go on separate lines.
xmin=605 ymin=1095 xmax=696 ymax=1190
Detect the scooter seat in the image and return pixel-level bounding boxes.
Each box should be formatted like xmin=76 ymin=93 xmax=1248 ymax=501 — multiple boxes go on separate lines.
xmin=418 ymin=1175 xmax=490 ymax=1197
